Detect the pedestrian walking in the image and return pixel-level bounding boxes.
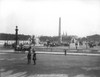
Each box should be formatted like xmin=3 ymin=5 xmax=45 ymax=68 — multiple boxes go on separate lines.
xmin=33 ymin=52 xmax=36 ymax=65
xmin=64 ymin=49 xmax=67 ymax=56
xmin=27 ymin=51 xmax=31 ymax=64
xmin=32 ymin=48 xmax=36 ymax=65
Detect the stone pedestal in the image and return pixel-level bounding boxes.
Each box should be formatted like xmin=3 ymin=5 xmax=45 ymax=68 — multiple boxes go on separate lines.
xmin=70 ymin=43 xmax=79 ymax=49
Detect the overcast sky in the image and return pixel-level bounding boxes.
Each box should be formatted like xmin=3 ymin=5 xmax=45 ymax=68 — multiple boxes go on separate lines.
xmin=0 ymin=0 xmax=100 ymax=37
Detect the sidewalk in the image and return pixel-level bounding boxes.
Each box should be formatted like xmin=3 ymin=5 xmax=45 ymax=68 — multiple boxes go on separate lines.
xmin=1 ymin=49 xmax=100 ymax=56
xmin=36 ymin=51 xmax=100 ymax=56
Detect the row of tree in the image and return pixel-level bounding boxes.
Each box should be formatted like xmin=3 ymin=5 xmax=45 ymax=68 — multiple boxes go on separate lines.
xmin=39 ymin=34 xmax=100 ymax=43
xmin=0 ymin=33 xmax=30 ymax=40
xmin=0 ymin=33 xmax=100 ymax=42
xmin=39 ymin=36 xmax=72 ymax=43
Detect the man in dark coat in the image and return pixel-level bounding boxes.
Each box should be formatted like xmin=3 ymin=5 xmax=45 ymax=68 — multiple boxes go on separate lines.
xmin=32 ymin=48 xmax=36 ymax=65
xmin=33 ymin=52 xmax=36 ymax=65
xmin=27 ymin=52 xmax=31 ymax=64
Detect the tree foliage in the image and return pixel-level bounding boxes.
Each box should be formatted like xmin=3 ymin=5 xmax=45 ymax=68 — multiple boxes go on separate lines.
xmin=0 ymin=33 xmax=30 ymax=40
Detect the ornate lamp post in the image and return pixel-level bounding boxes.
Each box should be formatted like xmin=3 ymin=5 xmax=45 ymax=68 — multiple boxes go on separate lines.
xmin=15 ymin=26 xmax=18 ymax=50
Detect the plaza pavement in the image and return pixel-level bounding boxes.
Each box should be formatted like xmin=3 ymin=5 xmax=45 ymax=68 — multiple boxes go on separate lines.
xmin=0 ymin=49 xmax=100 ymax=77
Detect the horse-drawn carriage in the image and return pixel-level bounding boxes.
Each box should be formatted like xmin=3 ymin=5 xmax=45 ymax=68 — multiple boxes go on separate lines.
xmin=15 ymin=44 xmax=31 ymax=51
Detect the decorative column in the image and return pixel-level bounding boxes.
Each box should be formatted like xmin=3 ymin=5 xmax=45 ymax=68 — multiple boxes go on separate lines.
xmin=15 ymin=26 xmax=18 ymax=49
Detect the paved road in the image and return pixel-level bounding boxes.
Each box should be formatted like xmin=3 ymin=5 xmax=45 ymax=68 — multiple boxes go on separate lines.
xmin=0 ymin=50 xmax=100 ymax=77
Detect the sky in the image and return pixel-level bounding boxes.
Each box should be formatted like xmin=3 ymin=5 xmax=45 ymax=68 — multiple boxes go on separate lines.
xmin=0 ymin=0 xmax=100 ymax=37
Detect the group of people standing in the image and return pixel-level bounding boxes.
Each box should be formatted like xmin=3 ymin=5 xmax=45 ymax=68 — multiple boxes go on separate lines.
xmin=27 ymin=47 xmax=36 ymax=65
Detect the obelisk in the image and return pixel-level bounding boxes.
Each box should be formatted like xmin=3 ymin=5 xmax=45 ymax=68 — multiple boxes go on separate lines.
xmin=59 ymin=17 xmax=62 ymax=44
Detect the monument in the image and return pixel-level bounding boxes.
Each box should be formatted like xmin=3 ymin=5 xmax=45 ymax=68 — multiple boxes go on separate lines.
xmin=58 ymin=17 xmax=62 ymax=44
xmin=70 ymin=36 xmax=79 ymax=49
